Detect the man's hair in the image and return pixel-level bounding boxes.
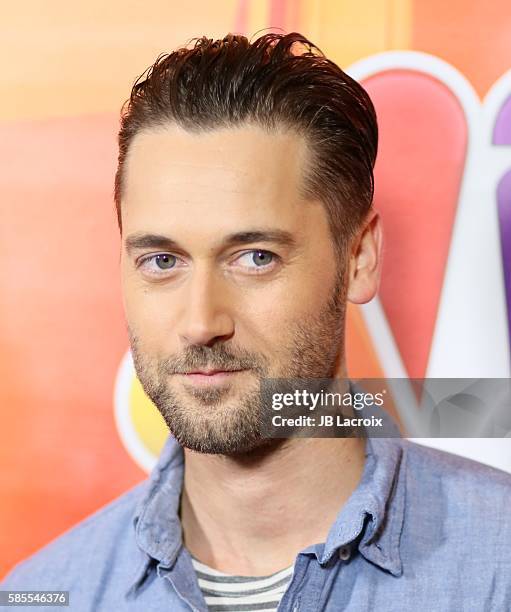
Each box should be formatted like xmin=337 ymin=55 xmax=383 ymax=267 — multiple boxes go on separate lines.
xmin=114 ymin=31 xmax=378 ymax=254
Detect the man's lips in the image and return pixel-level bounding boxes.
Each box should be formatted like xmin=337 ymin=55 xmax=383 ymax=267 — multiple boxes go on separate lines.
xmin=176 ymin=368 xmax=248 ymax=385
xmin=185 ymin=369 xmax=243 ymax=375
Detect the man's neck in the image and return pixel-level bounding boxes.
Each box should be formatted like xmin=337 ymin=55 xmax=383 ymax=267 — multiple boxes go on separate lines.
xmin=180 ymin=435 xmax=366 ymax=576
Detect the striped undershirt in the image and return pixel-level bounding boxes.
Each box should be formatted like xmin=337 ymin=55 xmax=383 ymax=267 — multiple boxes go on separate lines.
xmin=190 ymin=554 xmax=294 ymax=612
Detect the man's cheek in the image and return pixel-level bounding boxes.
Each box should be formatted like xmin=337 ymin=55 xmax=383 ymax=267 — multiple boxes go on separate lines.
xmin=130 ymin=296 xmax=176 ymax=336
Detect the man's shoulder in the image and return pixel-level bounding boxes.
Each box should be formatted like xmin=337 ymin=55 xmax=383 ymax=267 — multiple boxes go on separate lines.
xmin=1 ymin=479 xmax=149 ymax=589
xmin=403 ymin=438 xmax=511 ymax=488
xmin=401 ymin=439 xmax=511 ymax=535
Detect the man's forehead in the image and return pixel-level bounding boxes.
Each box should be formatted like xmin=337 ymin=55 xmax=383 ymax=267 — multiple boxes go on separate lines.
xmin=119 ymin=123 xmax=334 ymax=266
xmin=122 ymin=123 xmax=310 ymax=201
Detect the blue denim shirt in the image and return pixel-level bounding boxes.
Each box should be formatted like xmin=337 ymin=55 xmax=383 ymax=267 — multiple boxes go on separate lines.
xmin=2 ymin=430 xmax=511 ymax=611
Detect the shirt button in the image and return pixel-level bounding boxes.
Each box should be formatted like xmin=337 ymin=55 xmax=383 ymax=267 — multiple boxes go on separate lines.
xmin=338 ymin=545 xmax=351 ymax=561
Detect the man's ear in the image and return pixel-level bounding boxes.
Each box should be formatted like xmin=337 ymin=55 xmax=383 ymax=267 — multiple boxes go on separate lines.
xmin=347 ymin=208 xmax=383 ymax=305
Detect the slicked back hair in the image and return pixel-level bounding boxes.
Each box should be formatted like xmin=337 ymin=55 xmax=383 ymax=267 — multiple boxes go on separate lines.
xmin=114 ymin=32 xmax=378 ymax=257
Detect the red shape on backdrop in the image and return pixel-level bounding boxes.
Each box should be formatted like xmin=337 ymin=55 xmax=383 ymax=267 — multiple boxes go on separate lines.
xmin=362 ymin=70 xmax=468 ymax=378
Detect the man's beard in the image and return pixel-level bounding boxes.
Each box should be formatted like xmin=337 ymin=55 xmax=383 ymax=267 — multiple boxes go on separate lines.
xmin=128 ymin=274 xmax=346 ymax=456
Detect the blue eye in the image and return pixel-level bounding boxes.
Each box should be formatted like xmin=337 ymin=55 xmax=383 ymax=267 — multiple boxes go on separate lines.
xmin=235 ymin=250 xmax=277 ymax=272
xmin=251 ymin=251 xmax=274 ymax=266
xmin=152 ymin=254 xmax=177 ymax=269
xmin=139 ymin=253 xmax=177 ymax=274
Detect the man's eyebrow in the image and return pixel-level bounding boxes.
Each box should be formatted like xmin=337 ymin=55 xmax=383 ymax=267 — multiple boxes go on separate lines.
xmin=124 ymin=229 xmax=297 ymax=256
xmin=124 ymin=233 xmax=181 ymax=256
xmin=222 ymin=230 xmax=297 ymax=248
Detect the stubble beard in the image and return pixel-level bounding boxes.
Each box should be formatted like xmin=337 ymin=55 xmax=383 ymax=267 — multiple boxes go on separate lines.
xmin=128 ymin=274 xmax=347 ymax=456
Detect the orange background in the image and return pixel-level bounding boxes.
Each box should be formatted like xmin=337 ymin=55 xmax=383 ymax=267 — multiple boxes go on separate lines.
xmin=1 ymin=0 xmax=511 ymax=578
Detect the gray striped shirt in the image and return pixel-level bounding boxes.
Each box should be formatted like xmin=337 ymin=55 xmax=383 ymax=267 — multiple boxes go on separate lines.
xmin=190 ymin=555 xmax=293 ymax=611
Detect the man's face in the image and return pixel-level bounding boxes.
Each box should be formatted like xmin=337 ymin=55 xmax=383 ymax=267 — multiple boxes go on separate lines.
xmin=120 ymin=123 xmax=348 ymax=455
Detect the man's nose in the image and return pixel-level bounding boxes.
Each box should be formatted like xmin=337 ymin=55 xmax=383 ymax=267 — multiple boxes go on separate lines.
xmin=178 ymin=267 xmax=235 ymax=347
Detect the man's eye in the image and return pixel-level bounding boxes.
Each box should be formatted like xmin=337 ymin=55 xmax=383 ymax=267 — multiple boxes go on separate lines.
xmin=236 ymin=250 xmax=276 ymax=269
xmin=139 ymin=253 xmax=178 ymax=273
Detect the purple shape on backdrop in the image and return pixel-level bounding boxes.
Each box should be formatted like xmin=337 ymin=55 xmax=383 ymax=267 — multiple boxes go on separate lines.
xmin=493 ymin=95 xmax=511 ymax=144
xmin=498 ymin=172 xmax=511 ymax=349
xmin=494 ymin=93 xmax=511 ymax=349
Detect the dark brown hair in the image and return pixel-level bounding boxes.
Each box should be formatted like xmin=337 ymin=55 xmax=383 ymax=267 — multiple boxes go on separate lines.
xmin=115 ymin=32 xmax=378 ymax=253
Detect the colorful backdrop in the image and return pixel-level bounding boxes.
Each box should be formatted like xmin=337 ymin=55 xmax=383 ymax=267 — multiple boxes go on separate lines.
xmin=1 ymin=0 xmax=510 ymax=578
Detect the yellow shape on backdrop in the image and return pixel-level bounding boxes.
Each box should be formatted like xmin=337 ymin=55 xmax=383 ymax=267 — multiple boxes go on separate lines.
xmin=387 ymin=0 xmax=412 ymax=49
xmin=129 ymin=375 xmax=168 ymax=458
xmin=247 ymin=0 xmax=270 ymax=36
xmin=302 ymin=0 xmax=411 ymax=65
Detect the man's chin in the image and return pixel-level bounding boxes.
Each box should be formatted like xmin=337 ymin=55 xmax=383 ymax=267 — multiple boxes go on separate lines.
xmin=161 ymin=404 xmax=277 ymax=456
xmin=154 ymin=381 xmax=280 ymax=455
xmin=180 ymin=381 xmax=233 ymax=406
xmin=175 ymin=431 xmax=285 ymax=457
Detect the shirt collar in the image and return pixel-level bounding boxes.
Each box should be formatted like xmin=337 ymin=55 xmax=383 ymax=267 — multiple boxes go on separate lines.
xmin=133 ymin=433 xmax=184 ymax=565
xmin=125 ymin=434 xmax=184 ymax=597
xmin=318 ymin=435 xmax=406 ymax=577
xmin=126 ymin=384 xmax=407 ymax=595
